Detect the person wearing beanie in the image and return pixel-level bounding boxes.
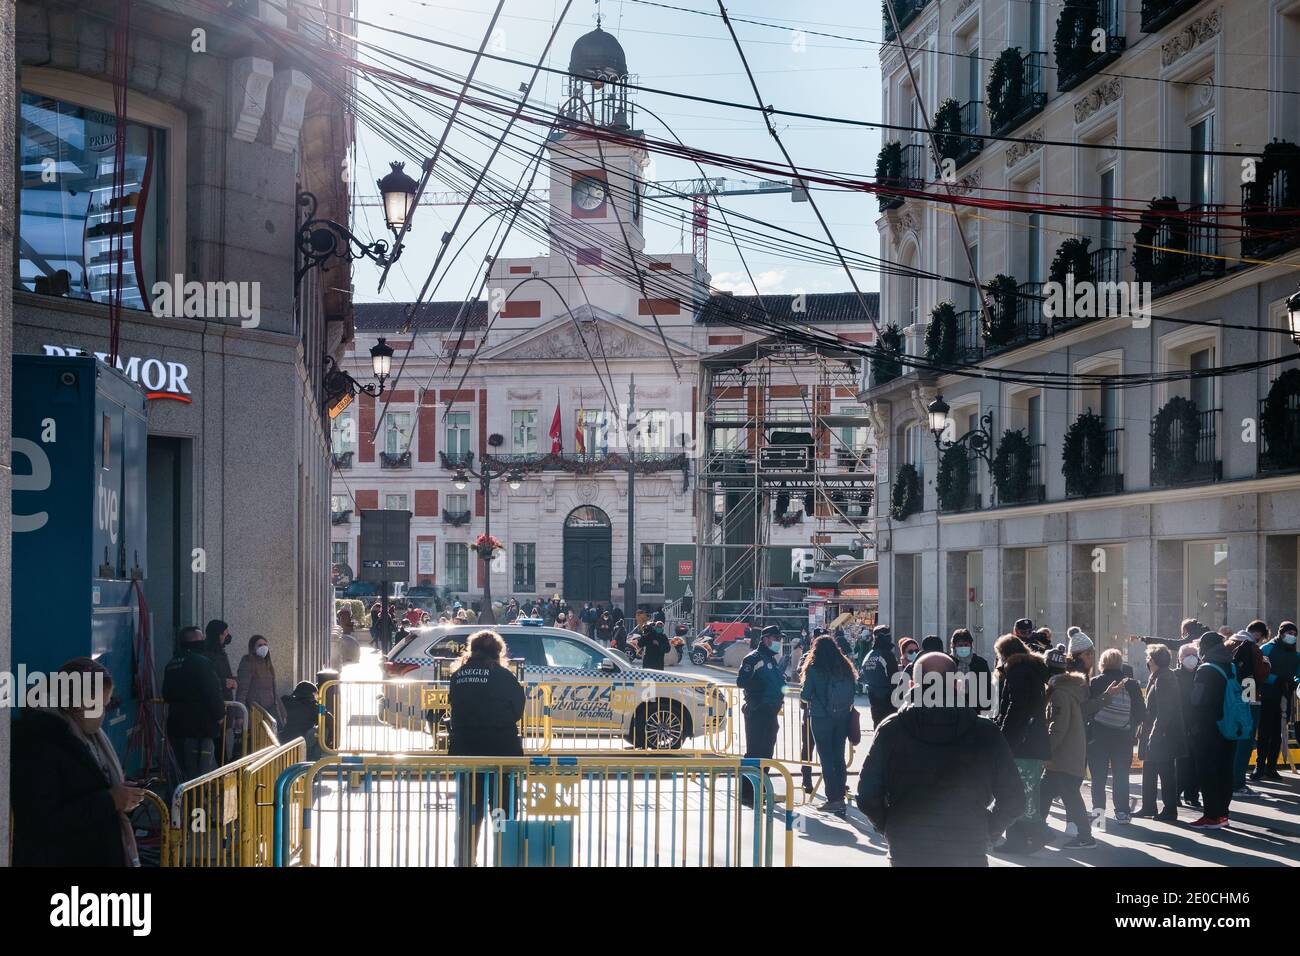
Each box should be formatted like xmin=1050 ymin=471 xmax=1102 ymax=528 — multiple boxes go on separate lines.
xmin=992 ymin=634 xmax=1051 ymax=853
xmin=1066 ymin=627 xmax=1097 ymax=676
xmin=1255 ymin=622 xmax=1299 ymax=781
xmin=1175 ymin=642 xmax=1203 ymax=807
xmin=1136 ymin=644 xmax=1185 ymax=822
xmin=1188 ymin=630 xmax=1241 ymax=829
xmin=861 ymin=626 xmax=899 ymax=725
xmin=1031 ymin=627 xmax=1054 ymax=650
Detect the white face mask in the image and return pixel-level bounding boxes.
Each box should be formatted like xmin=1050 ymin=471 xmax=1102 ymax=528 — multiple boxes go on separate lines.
xmin=256 ymin=645 xmax=269 ymax=659
xmin=1181 ymin=655 xmax=1198 ymax=671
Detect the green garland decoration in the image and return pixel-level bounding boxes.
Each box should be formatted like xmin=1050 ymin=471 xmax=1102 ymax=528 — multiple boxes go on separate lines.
xmin=992 ymin=429 xmax=1034 ymax=503
xmin=924 ymin=301 xmax=959 ymax=365
xmin=1261 ymin=368 xmax=1300 ymax=467
xmin=932 ymin=98 xmax=963 ymax=162
xmin=890 ymin=462 xmax=922 ymax=521
xmin=936 ymin=444 xmax=972 ymax=512
xmin=1061 ymin=409 xmax=1108 ymax=496
xmin=1048 ymin=236 xmax=1095 ymax=286
xmin=1150 ymin=396 xmax=1201 ymax=485
xmin=987 ymin=48 xmax=1027 ymax=131
xmin=982 ymin=274 xmax=1019 ymax=346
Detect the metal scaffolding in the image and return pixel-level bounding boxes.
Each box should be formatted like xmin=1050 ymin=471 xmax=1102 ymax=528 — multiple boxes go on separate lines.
xmin=693 ymin=336 xmax=876 ymax=633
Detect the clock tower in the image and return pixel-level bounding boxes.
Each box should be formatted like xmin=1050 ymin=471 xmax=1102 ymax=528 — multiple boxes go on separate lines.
xmin=548 ymin=25 xmax=647 ymax=257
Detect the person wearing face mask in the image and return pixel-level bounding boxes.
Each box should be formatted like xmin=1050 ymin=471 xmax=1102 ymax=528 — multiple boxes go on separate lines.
xmin=203 ymin=618 xmax=237 ymax=699
xmin=898 ymin=637 xmax=921 ymax=679
xmin=237 ymin=635 xmax=288 ymax=730
xmin=12 ymin=658 xmax=147 ymax=866
xmin=1254 ymin=621 xmax=1299 ymax=782
xmin=1174 ymin=643 xmax=1202 ymax=807
xmin=164 ymin=625 xmax=228 ymax=780
xmin=949 ymin=628 xmax=993 ymax=714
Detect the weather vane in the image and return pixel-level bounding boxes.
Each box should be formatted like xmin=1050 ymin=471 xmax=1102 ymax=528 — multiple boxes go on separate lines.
xmin=595 ymin=0 xmax=602 ymax=28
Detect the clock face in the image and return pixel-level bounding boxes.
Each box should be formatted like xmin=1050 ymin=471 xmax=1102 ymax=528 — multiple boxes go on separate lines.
xmin=572 ymin=174 xmax=607 ymax=212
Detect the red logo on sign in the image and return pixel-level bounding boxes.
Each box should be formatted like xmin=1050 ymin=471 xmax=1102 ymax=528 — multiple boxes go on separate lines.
xmin=678 ymin=560 xmax=693 ymax=576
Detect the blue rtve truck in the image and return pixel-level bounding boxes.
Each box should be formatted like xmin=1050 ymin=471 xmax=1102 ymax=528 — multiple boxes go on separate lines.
xmin=11 ymin=354 xmax=149 ymax=765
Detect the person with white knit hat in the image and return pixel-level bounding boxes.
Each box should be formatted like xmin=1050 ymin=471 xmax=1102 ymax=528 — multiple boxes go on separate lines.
xmin=1066 ymin=627 xmax=1096 ymax=675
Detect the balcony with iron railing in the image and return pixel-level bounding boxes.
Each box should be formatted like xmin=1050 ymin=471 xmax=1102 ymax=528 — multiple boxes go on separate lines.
xmin=954 ymin=100 xmax=983 ymax=168
xmin=442 ymin=508 xmax=472 ymax=526
xmin=379 ymin=450 xmax=411 ymax=469
xmin=332 ymin=451 xmax=353 ymax=469
xmin=1065 ymin=427 xmax=1125 ymax=498
xmin=988 ymin=50 xmax=1047 ymax=137
xmin=1048 ymin=246 xmax=1127 ymax=334
xmin=1055 ymin=0 xmax=1126 ymax=92
xmin=1134 ymin=203 xmax=1225 ymax=298
xmin=1241 ymin=164 xmax=1300 ymax=260
xmin=1257 ymin=397 xmax=1300 ymax=475
xmin=1140 ymin=0 xmax=1204 ymax=33
xmin=1150 ymin=407 xmax=1221 ymax=487
xmin=939 ymin=447 xmax=982 ymax=514
xmin=330 ymin=509 xmax=352 ymax=525
xmin=881 ymin=0 xmax=929 ymax=42
xmin=996 ymin=443 xmax=1047 ymax=506
xmin=440 ymin=450 xmax=475 ymax=470
xmin=956 ymin=309 xmax=984 ymax=364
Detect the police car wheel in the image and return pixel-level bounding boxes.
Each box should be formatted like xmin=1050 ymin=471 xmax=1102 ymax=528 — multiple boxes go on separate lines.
xmin=690 ymin=649 xmax=707 ymax=666
xmin=631 ymin=700 xmax=689 ymax=749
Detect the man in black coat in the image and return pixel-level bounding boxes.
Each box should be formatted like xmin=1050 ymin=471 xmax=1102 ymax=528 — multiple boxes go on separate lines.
xmin=857 ymin=652 xmax=1024 ymax=866
xmin=1255 ymin=621 xmax=1299 ymax=781
xmin=163 ymin=625 xmax=227 ymax=782
xmin=639 ymin=621 xmax=672 ymax=670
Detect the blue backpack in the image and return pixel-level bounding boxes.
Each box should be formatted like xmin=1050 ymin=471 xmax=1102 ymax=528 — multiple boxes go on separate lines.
xmin=1203 ymin=663 xmax=1254 ymax=741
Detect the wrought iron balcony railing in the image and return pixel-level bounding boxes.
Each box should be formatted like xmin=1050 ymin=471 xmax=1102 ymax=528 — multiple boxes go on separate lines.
xmin=1135 ymin=203 xmax=1226 ymax=298
xmin=331 ymin=451 xmax=353 ymax=469
xmin=440 ymin=450 xmax=475 ymax=470
xmin=379 ymin=450 xmax=411 ymax=469
xmin=1140 ymin=0 xmax=1203 ymax=33
xmin=330 ymin=509 xmax=352 ymax=525
xmin=442 ymin=508 xmax=472 ymax=526
xmin=988 ymin=51 xmax=1047 ymax=137
xmin=1151 ymin=407 xmax=1221 ymax=487
xmin=1257 ymin=397 xmax=1300 ymax=475
xmin=1056 ymin=0 xmax=1126 ymax=92
xmin=996 ymin=442 xmax=1047 ymax=506
xmin=1241 ymin=165 xmax=1300 ymax=259
xmin=1065 ymin=427 xmax=1125 ymax=498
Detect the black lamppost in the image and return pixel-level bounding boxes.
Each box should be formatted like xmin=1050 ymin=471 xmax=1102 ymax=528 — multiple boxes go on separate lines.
xmin=295 ymin=161 xmax=419 ymax=287
xmin=926 ymin=394 xmax=995 ymax=470
xmin=453 ymin=433 xmax=523 ymax=625
xmin=323 ymin=337 xmax=395 ymax=417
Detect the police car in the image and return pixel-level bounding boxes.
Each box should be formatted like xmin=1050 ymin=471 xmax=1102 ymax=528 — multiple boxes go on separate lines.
xmin=382 ymin=619 xmax=728 ymax=749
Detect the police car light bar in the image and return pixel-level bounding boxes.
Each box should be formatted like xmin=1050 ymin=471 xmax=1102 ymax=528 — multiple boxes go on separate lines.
xmin=516 ymin=617 xmax=545 ymax=626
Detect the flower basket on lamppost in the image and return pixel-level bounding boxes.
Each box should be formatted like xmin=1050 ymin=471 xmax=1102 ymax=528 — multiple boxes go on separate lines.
xmin=454 ymin=433 xmax=524 ymax=625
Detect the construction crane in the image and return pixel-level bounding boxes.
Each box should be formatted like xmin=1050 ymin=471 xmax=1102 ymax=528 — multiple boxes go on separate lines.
xmin=352 ymin=176 xmax=806 ymax=269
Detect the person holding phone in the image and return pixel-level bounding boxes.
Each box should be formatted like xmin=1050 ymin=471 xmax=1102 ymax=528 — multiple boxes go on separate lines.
xmin=12 ymin=658 xmax=146 ymax=866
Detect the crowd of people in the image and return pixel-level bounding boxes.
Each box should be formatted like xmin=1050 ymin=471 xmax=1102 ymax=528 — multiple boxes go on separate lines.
xmin=843 ymin=616 xmax=1298 ymax=865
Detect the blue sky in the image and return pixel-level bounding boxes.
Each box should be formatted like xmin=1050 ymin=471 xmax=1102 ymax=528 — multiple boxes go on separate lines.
xmin=351 ymin=0 xmax=884 ymax=306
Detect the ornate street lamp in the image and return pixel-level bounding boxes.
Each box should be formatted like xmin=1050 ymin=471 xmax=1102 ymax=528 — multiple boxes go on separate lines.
xmin=1287 ymin=287 xmax=1300 ymax=349
xmin=927 ymin=393 xmax=995 ymax=470
xmin=322 ymin=337 xmax=396 ymax=418
xmin=295 ymin=161 xmax=420 ymax=287
xmin=454 ymin=434 xmax=521 ymax=625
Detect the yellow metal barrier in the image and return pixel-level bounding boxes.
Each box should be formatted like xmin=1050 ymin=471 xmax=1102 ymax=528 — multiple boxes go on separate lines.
xmin=317 ymin=677 xmax=845 ymax=789
xmin=249 ymin=703 xmax=280 ymax=753
xmin=239 ymin=738 xmax=307 ymax=867
xmin=296 ymin=754 xmax=795 ymax=867
xmin=167 ymin=743 xmax=280 ymax=866
xmin=318 ymin=679 xmax=552 ymax=754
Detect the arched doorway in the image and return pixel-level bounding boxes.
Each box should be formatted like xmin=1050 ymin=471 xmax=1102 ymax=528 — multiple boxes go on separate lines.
xmin=563 ymin=505 xmax=612 ymax=602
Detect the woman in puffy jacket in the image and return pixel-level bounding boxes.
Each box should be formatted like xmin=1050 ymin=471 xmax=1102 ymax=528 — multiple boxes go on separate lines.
xmin=799 ymin=635 xmax=858 ymax=816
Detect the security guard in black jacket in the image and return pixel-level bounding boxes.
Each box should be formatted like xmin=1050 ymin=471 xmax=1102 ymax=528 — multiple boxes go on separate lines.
xmin=162 ymin=626 xmax=226 ymax=781
xmin=737 ymin=625 xmax=786 ymax=806
xmin=447 ymin=630 xmax=526 ymax=866
xmin=640 ymin=621 xmax=672 ymax=670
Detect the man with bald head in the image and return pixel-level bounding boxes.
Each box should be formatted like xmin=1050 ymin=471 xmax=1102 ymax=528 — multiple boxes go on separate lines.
xmin=856 ymin=651 xmax=1023 ymax=866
